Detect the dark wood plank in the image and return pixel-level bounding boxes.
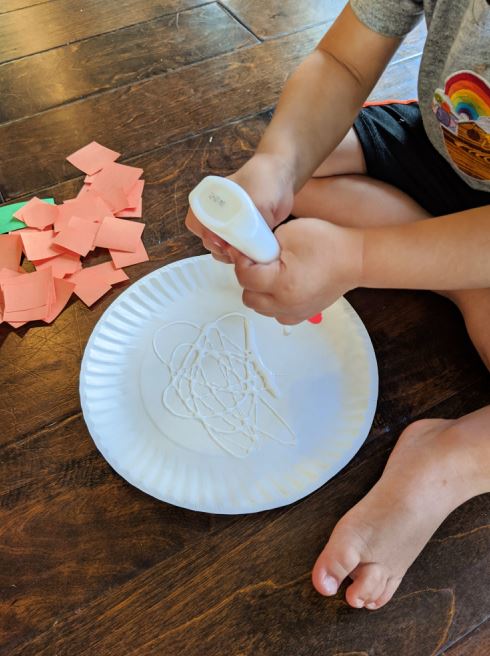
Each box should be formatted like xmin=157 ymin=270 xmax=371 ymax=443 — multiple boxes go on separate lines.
xmin=442 ymin=620 xmax=490 ymax=655
xmin=0 ymin=0 xmax=52 ymax=13
xmin=0 ymin=25 xmax=423 ymax=200
xmin=222 ymin=0 xmax=346 ymax=39
xmin=0 ymin=3 xmax=257 ymax=123
xmin=0 ymin=0 xmax=204 ymax=62
xmin=2 ymin=399 xmax=488 ymax=655
xmin=0 ymin=25 xmax=324 ymax=198
xmin=0 ymin=410 xmax=242 ymax=652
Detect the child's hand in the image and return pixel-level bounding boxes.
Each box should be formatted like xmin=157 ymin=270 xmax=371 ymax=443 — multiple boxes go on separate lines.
xmin=184 ymin=211 xmax=231 ymax=263
xmin=229 ymin=218 xmax=363 ymax=324
xmin=185 ymin=153 xmax=294 ymax=263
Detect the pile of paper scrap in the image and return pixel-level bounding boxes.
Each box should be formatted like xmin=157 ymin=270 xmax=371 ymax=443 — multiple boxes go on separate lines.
xmin=0 ymin=142 xmax=149 ymax=328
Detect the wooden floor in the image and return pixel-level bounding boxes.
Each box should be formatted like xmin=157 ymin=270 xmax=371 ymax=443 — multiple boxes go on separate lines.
xmin=0 ymin=2 xmax=489 ymax=654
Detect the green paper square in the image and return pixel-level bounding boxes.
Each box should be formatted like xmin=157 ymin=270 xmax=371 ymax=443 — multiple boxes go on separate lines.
xmin=0 ymin=198 xmax=55 ymax=234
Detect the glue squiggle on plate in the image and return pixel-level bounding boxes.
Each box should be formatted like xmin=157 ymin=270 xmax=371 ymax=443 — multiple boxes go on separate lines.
xmin=152 ymin=313 xmax=295 ymax=458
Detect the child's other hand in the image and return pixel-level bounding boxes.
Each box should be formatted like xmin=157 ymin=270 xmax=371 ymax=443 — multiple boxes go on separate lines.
xmin=229 ymin=218 xmax=363 ymax=324
xmin=185 ymin=153 xmax=294 ymax=263
xmin=184 ymin=207 xmax=232 ymax=263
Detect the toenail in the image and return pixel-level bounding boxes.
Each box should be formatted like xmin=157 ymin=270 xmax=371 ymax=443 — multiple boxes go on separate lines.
xmin=353 ymin=598 xmax=364 ymax=608
xmin=322 ymin=574 xmax=338 ymax=595
xmin=366 ymin=603 xmax=377 ymax=610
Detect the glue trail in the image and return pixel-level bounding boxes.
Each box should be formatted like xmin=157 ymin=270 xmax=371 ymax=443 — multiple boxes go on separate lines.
xmin=153 ymin=313 xmax=295 ymax=458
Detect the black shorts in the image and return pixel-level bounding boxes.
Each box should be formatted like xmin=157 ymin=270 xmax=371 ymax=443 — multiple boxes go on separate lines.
xmin=353 ymin=101 xmax=489 ymax=216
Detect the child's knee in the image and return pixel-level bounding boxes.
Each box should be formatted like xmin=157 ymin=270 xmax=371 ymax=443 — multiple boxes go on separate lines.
xmin=292 ymin=181 xmax=316 ymax=217
xmin=292 ymin=176 xmax=351 ymax=222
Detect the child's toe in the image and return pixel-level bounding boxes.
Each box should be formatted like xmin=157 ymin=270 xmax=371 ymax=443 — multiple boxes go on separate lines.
xmin=345 ymin=563 xmax=388 ymax=608
xmin=365 ymin=575 xmax=403 ymax=610
xmin=311 ymin=528 xmax=362 ymax=596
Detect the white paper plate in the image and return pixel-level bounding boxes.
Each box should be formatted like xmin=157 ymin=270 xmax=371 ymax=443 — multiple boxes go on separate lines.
xmin=80 ymin=255 xmax=378 ymax=514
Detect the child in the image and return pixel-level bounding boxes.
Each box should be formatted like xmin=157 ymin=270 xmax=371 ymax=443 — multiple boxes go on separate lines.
xmin=186 ymin=1 xmax=490 ymax=609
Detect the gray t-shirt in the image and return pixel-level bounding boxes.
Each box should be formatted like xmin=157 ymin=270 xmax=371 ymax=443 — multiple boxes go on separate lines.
xmin=350 ymin=0 xmax=490 ymax=192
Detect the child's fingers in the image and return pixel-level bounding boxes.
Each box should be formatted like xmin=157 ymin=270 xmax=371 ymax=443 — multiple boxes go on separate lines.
xmin=225 ymin=245 xmax=253 ymax=267
xmin=185 ymin=208 xmax=205 ymax=237
xmin=242 ymin=290 xmax=277 ymax=316
xmin=233 ymin=253 xmax=281 ymax=293
xmin=202 ymin=235 xmax=225 ymax=252
xmin=211 ymin=251 xmax=232 ymax=264
xmin=201 ymin=235 xmax=231 ymax=263
xmin=243 ymin=288 xmax=302 ymax=324
xmin=204 ymin=229 xmax=228 ymax=250
xmin=186 ymin=207 xmax=229 ymax=250
xmin=275 ymin=314 xmax=301 ymax=326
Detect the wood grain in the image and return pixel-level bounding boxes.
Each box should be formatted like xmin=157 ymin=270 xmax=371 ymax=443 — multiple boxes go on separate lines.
xmin=442 ymin=620 xmax=490 ymax=655
xmin=0 ymin=410 xmax=241 ymax=652
xmin=0 ymin=0 xmax=52 ymax=13
xmin=0 ymin=28 xmax=423 ymax=201
xmin=2 ymin=406 xmax=488 ymax=655
xmin=0 ymin=7 xmax=426 ymax=126
xmin=0 ymin=0 xmax=203 ymax=62
xmin=0 ymin=4 xmax=257 ymax=123
xmin=0 ymin=25 xmax=324 ymax=198
xmin=222 ymin=0 xmax=347 ymax=39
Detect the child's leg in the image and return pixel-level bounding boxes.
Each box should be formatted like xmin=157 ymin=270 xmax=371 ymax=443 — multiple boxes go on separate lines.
xmin=313 ymin=405 xmax=490 ymax=609
xmin=294 ymin=127 xmax=430 ymax=225
xmin=310 ymin=128 xmax=367 ymax=177
xmin=294 ymin=173 xmax=431 ymax=227
xmin=299 ymin=131 xmax=490 ymax=609
xmin=292 ymin=132 xmax=490 ymax=370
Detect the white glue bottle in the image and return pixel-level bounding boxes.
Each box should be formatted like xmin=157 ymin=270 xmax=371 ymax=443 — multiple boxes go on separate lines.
xmin=188 ymin=175 xmax=280 ymax=264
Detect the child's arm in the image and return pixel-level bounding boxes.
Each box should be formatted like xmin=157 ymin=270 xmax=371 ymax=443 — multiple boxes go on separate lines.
xmin=229 ymin=206 xmax=490 ymax=325
xmin=186 ymin=4 xmax=401 ymax=252
xmin=362 ymin=206 xmax=490 ymax=291
xmin=256 ymin=3 xmax=401 ymax=194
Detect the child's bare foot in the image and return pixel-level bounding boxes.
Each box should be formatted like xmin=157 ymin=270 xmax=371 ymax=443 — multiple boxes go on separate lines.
xmin=442 ymin=288 xmax=490 ymax=371
xmin=312 ymin=407 xmax=490 ymax=610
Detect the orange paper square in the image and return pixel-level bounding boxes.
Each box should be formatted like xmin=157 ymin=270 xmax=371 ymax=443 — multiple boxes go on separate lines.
xmin=66 ymin=141 xmax=120 ymax=175
xmin=0 ymin=267 xmax=25 ymax=283
xmin=34 ymin=252 xmax=82 ymax=278
xmin=54 ymin=192 xmax=113 ymax=232
xmin=44 ymin=277 xmax=75 ymax=323
xmin=94 ymin=216 xmax=144 ymax=252
xmin=53 ymin=216 xmax=99 ymax=256
xmin=69 ymin=261 xmax=128 ymax=306
xmin=110 ymin=238 xmax=148 ymax=268
xmin=0 ymin=233 xmax=23 ymax=270
xmin=20 ymin=229 xmax=58 ymax=261
xmin=14 ymin=197 xmax=58 ymax=230
xmin=91 ymin=162 xmax=143 ymax=194
xmin=1 ymin=267 xmax=52 ymax=321
xmin=116 ymin=180 xmax=144 ymax=218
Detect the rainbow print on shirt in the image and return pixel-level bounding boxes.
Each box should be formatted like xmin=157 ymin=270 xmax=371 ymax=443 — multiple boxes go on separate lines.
xmin=432 ymin=70 xmax=490 ymax=180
